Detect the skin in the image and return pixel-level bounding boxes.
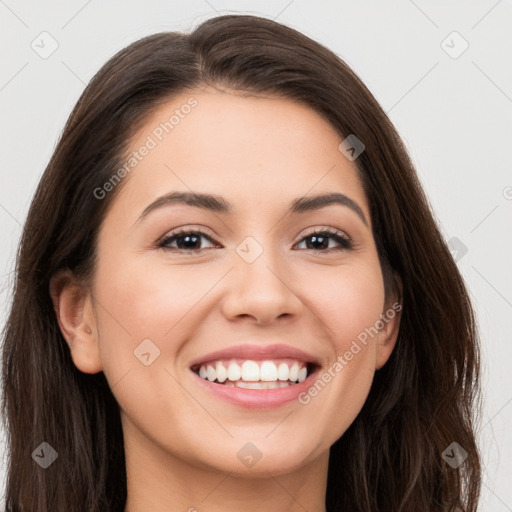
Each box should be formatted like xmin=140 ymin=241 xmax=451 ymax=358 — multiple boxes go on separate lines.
xmin=50 ymin=86 xmax=401 ymax=512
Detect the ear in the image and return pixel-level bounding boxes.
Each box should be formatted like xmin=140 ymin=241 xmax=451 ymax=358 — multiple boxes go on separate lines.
xmin=375 ymin=274 xmax=403 ymax=370
xmin=49 ymin=269 xmax=103 ymax=374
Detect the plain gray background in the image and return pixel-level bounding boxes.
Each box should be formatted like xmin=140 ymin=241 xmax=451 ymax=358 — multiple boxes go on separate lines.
xmin=1 ymin=0 xmax=511 ymax=509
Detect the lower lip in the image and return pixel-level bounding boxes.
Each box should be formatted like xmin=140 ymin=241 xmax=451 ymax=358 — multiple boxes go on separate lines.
xmin=191 ymin=370 xmax=319 ymax=409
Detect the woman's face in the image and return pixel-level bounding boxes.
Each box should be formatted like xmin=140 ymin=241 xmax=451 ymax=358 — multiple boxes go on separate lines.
xmin=68 ymin=86 xmax=400 ymax=476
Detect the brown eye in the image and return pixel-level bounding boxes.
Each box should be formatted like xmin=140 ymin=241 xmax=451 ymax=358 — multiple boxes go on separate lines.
xmin=295 ymin=229 xmax=353 ymax=251
xmin=157 ymin=230 xmax=219 ymax=253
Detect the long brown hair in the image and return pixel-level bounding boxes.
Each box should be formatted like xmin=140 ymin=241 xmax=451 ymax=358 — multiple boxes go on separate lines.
xmin=1 ymin=14 xmax=481 ymax=511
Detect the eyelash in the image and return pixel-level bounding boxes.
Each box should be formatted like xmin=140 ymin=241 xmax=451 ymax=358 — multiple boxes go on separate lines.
xmin=156 ymin=227 xmax=354 ymax=254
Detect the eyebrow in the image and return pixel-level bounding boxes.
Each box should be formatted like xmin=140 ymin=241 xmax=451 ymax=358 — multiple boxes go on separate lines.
xmin=135 ymin=191 xmax=368 ymax=226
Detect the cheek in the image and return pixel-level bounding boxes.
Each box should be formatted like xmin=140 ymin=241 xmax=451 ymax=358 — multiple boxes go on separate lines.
xmin=304 ymin=259 xmax=386 ymax=347
xmin=294 ymin=258 xmax=386 ymax=441
xmin=90 ymin=253 xmax=205 ymax=427
xmin=93 ymin=251 xmax=205 ymax=339
xmin=90 ymin=249 xmax=196 ymax=384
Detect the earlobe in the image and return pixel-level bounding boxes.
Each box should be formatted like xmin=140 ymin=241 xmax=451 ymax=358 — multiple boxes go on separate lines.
xmin=49 ymin=269 xmax=103 ymax=374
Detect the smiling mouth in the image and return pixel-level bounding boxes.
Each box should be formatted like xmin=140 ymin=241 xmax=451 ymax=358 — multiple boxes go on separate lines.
xmin=190 ymin=359 xmax=319 ymax=389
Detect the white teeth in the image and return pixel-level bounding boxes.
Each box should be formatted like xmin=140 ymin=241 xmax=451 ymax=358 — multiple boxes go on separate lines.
xmin=260 ymin=361 xmax=278 ymax=381
xmin=216 ymin=362 xmax=228 ymax=383
xmin=241 ymin=360 xmax=260 ymax=381
xmin=277 ymin=362 xmax=289 ymax=381
xmin=206 ymin=365 xmax=216 ymax=382
xmin=227 ymin=362 xmax=242 ymax=382
xmin=289 ymin=362 xmax=299 ymax=382
xmin=196 ymin=359 xmax=311 ymax=386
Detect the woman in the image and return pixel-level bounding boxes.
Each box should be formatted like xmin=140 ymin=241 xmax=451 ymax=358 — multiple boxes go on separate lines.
xmin=1 ymin=13 xmax=481 ymax=512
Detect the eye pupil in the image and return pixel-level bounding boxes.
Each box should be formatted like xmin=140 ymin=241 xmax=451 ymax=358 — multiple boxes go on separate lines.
xmin=307 ymin=234 xmax=328 ymax=250
xmin=177 ymin=234 xmax=200 ymax=249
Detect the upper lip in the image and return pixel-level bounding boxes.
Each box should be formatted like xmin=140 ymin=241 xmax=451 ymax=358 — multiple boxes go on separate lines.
xmin=189 ymin=343 xmax=321 ymax=369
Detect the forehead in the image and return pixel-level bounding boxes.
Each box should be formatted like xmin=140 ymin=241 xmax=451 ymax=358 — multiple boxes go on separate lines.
xmin=110 ymin=86 xmax=370 ymax=222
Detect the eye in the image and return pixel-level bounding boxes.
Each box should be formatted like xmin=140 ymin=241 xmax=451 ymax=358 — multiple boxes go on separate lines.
xmin=157 ymin=229 xmax=219 ymax=253
xmin=157 ymin=227 xmax=353 ymax=253
xmin=295 ymin=228 xmax=353 ymax=251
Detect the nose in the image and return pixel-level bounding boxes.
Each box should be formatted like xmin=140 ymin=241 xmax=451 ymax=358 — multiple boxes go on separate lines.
xmin=219 ymin=243 xmax=304 ymax=326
